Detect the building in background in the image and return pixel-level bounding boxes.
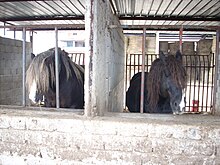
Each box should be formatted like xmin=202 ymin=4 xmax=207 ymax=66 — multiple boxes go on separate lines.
xmin=0 ymin=28 xmax=85 ymax=55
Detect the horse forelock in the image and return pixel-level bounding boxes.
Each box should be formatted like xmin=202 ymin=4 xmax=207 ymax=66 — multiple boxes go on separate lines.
xmin=26 ymin=49 xmax=56 ymax=94
xmin=147 ymin=56 xmax=187 ymax=112
xmin=166 ymin=55 xmax=187 ymax=89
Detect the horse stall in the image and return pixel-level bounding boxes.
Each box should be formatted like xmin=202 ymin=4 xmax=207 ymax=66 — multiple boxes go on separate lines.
xmin=1 ymin=0 xmax=220 ymax=164
xmin=125 ymin=38 xmax=216 ymax=113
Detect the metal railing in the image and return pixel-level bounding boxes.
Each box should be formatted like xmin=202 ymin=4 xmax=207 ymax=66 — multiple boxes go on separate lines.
xmin=69 ymin=53 xmax=85 ymax=65
xmin=69 ymin=52 xmax=215 ymax=113
xmin=125 ymin=53 xmax=215 ymax=113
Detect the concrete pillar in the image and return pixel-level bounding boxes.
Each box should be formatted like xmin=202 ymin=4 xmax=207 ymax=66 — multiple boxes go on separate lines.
xmin=85 ymin=0 xmax=124 ymax=117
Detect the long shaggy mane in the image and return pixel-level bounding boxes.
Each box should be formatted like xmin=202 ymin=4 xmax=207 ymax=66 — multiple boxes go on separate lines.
xmin=147 ymin=55 xmax=187 ymax=112
xmin=26 ymin=48 xmax=84 ymax=94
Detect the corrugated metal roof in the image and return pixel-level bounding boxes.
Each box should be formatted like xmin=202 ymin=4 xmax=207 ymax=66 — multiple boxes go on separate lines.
xmin=0 ymin=0 xmax=219 ymax=31
xmin=0 ymin=0 xmax=85 ymax=27
xmin=112 ymin=0 xmax=220 ymax=30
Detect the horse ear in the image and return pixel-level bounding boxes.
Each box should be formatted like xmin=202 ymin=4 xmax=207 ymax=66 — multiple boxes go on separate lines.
xmin=175 ymin=50 xmax=182 ymax=61
xmin=31 ymin=53 xmax=35 ymax=60
xmin=159 ymin=51 xmax=166 ymax=62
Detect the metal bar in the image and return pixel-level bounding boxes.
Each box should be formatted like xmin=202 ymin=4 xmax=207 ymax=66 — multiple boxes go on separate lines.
xmin=55 ymin=27 xmax=60 ymax=108
xmin=177 ymin=0 xmax=194 ymax=16
xmin=213 ymin=30 xmax=220 ymax=114
xmin=0 ymin=24 xmax=218 ymax=32
xmin=0 ymin=24 xmax=85 ymax=29
xmin=0 ymin=15 xmax=84 ymax=22
xmin=201 ymin=55 xmax=205 ymax=112
xmin=179 ymin=26 xmax=183 ymax=53
xmin=125 ymin=53 xmax=128 ymax=107
xmin=3 ymin=22 xmax=5 ymax=36
xmin=128 ymin=54 xmax=132 ymax=89
xmin=210 ymin=53 xmax=215 ymax=113
xmin=147 ymin=0 xmax=154 ymax=16
xmin=109 ymin=0 xmax=117 ymax=14
xmin=140 ymin=27 xmax=146 ymax=113
xmin=119 ymin=15 xmax=220 ymax=22
xmin=22 ymin=27 xmax=26 ymax=106
xmin=205 ymin=55 xmax=209 ymax=112
xmin=83 ymin=53 xmax=85 ymax=65
xmin=191 ymin=0 xmax=212 ymax=16
xmin=29 ymin=30 xmax=33 ymax=52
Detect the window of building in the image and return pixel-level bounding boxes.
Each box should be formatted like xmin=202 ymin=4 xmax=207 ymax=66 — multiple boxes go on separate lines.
xmin=66 ymin=41 xmax=73 ymax=47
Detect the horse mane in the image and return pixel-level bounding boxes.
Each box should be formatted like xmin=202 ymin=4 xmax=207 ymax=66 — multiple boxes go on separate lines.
xmin=147 ymin=55 xmax=187 ymax=112
xmin=26 ymin=49 xmax=54 ymax=93
xmin=26 ymin=48 xmax=84 ymax=94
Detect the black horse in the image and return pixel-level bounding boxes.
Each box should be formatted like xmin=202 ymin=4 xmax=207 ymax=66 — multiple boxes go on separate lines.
xmin=126 ymin=50 xmax=187 ymax=114
xmin=26 ymin=48 xmax=84 ymax=108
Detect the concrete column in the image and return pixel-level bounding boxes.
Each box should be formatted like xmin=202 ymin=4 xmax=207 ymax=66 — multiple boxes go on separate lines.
xmin=85 ymin=0 xmax=124 ymax=116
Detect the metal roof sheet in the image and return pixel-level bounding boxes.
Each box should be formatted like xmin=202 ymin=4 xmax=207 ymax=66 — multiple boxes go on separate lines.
xmin=0 ymin=0 xmax=219 ymax=31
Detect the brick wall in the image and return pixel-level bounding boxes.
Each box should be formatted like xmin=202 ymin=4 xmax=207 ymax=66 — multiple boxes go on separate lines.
xmin=0 ymin=108 xmax=219 ymax=164
xmin=0 ymin=37 xmax=31 ymax=105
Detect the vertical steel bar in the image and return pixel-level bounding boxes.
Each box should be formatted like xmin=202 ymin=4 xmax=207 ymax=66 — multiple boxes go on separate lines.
xmin=155 ymin=32 xmax=160 ymax=54
xmin=30 ymin=31 xmax=33 ymax=53
xmin=55 ymin=27 xmax=60 ymax=108
xmin=13 ymin=28 xmax=16 ymax=39
xmin=179 ymin=26 xmax=183 ymax=53
xmin=129 ymin=54 xmax=132 ymax=88
xmin=83 ymin=53 xmax=85 ymax=65
xmin=210 ymin=53 xmax=215 ymax=112
xmin=213 ymin=30 xmax=220 ymax=114
xmin=125 ymin=53 xmax=128 ymax=95
xmin=134 ymin=53 xmax=136 ymax=75
xmin=22 ymin=27 xmax=26 ymax=106
xmin=201 ymin=55 xmax=205 ymax=112
xmin=205 ymin=55 xmax=209 ymax=112
xmin=4 ymin=22 xmax=5 ymax=36
xmin=140 ymin=27 xmax=146 ymax=113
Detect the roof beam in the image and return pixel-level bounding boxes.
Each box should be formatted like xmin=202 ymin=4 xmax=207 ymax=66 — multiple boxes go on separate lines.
xmin=121 ymin=25 xmax=219 ymax=31
xmin=0 ymin=24 xmax=85 ymax=31
xmin=119 ymin=16 xmax=220 ymax=22
xmin=0 ymin=15 xmax=84 ymax=22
